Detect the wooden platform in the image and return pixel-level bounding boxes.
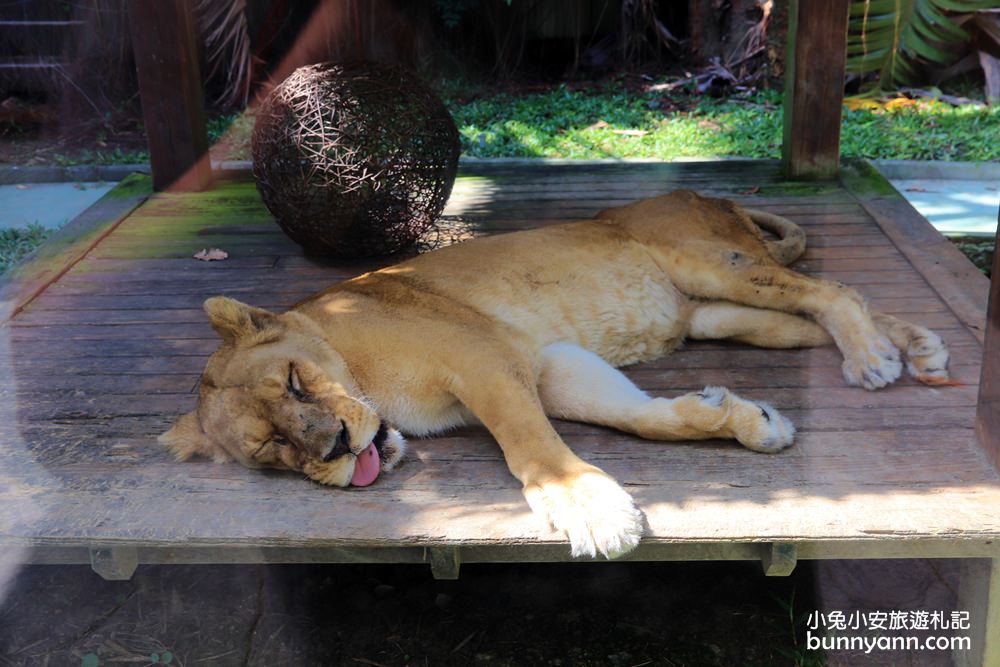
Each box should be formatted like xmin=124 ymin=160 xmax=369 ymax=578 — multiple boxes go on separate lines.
xmin=2 ymin=159 xmax=999 ymax=577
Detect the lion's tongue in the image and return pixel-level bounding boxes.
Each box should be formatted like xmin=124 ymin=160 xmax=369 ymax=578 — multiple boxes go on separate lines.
xmin=350 ymin=443 xmax=380 ymax=487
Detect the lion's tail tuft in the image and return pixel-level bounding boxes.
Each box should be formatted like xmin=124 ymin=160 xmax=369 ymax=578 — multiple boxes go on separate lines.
xmin=745 ymin=209 xmax=807 ymax=266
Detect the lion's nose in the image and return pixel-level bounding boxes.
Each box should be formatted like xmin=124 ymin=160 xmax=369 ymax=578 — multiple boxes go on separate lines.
xmin=321 ymin=419 xmax=351 ymax=462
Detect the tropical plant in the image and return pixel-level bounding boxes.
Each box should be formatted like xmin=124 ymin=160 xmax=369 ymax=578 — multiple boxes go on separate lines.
xmin=846 ymin=0 xmax=1000 ymax=91
xmin=192 ymin=0 xmax=252 ymax=110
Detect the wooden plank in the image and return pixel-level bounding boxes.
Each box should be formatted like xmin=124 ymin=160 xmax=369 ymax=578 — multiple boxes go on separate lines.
xmin=976 ymin=207 xmax=1000 ymax=472
xmin=126 ymin=0 xmax=210 ymax=192
xmin=781 ymin=0 xmax=850 ymax=179
xmin=0 ymin=174 xmax=150 ymax=322
xmin=12 ymin=540 xmax=1000 ymax=568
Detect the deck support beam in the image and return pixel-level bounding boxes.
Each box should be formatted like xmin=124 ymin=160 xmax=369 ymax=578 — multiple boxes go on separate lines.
xmin=126 ymin=0 xmax=211 ymax=192
xmin=955 ymin=558 xmax=1000 ymax=667
xmin=976 ymin=206 xmax=1000 ymax=470
xmin=428 ymin=547 xmax=461 ymax=580
xmin=761 ymin=542 xmax=797 ymax=577
xmin=90 ymin=547 xmax=138 ymax=581
xmin=781 ymin=0 xmax=850 ymax=180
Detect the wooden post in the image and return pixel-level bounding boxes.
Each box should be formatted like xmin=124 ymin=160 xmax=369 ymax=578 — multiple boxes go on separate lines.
xmin=90 ymin=547 xmax=138 ymax=581
xmin=127 ymin=0 xmax=211 ymax=192
xmin=954 ymin=559 xmax=1000 ymax=667
xmin=976 ymin=205 xmax=1000 ymax=471
xmin=781 ymin=0 xmax=850 ymax=180
xmin=760 ymin=542 xmax=797 ymax=576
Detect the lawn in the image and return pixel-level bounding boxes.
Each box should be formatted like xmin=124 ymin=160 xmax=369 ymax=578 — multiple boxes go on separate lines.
xmin=0 ymin=224 xmax=51 ymax=274
xmin=443 ymin=85 xmax=1000 ymax=162
xmin=206 ymin=83 xmax=1000 ymax=164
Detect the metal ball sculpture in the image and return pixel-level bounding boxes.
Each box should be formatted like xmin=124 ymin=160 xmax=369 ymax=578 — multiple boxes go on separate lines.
xmin=251 ymin=62 xmax=461 ymax=258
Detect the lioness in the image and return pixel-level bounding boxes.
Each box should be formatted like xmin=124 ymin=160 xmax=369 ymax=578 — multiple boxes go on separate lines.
xmin=162 ymin=190 xmax=950 ymax=559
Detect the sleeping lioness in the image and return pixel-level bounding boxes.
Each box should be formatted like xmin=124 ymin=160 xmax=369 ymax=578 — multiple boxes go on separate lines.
xmin=161 ymin=190 xmax=950 ymax=559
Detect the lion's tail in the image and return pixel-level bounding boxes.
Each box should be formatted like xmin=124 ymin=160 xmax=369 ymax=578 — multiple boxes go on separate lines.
xmin=745 ymin=209 xmax=807 ymax=266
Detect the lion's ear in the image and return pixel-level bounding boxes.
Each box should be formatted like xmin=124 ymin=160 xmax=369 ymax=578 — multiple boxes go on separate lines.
xmin=203 ymin=296 xmax=279 ymax=344
xmin=160 ymin=411 xmax=211 ymax=461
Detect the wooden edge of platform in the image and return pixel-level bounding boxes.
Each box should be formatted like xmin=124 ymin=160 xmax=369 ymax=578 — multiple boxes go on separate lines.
xmin=839 ymin=158 xmax=990 ymax=345
xmin=0 ymin=173 xmax=151 ymax=323
xmin=7 ymin=538 xmax=1000 ymax=571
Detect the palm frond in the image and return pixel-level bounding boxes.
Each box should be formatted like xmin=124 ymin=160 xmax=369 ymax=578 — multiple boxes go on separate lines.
xmin=846 ymin=0 xmax=998 ymax=89
xmin=192 ymin=0 xmax=251 ymax=110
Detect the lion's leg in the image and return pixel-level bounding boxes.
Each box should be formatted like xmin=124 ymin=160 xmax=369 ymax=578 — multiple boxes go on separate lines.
xmin=672 ymin=263 xmax=902 ymax=390
xmin=687 ymin=303 xmax=950 ymax=385
xmin=688 ymin=302 xmax=832 ymax=348
xmin=537 ymin=343 xmax=794 ymax=454
xmin=449 ymin=348 xmax=643 ymax=559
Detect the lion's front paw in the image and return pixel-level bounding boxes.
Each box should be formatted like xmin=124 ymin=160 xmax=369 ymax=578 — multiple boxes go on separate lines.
xmin=842 ymin=334 xmax=902 ymax=390
xmin=524 ymin=469 xmax=644 ymax=559
xmin=379 ymin=428 xmax=407 ymax=472
xmin=904 ymin=331 xmax=951 ymax=385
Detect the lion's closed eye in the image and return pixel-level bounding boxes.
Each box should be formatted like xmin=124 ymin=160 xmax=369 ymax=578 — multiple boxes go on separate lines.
xmin=287 ymin=364 xmax=312 ymax=402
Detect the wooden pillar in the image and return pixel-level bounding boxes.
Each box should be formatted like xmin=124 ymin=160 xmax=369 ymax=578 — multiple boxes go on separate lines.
xmin=781 ymin=0 xmax=850 ymax=180
xmin=976 ymin=207 xmax=1000 ymax=471
xmin=954 ymin=559 xmax=1000 ymax=667
xmin=127 ymin=0 xmax=211 ymax=192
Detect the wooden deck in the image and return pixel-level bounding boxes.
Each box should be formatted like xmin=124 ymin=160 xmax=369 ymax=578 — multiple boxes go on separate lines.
xmin=2 ymin=159 xmax=999 ymax=576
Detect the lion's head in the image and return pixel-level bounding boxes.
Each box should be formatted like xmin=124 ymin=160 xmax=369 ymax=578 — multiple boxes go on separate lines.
xmin=160 ymin=297 xmax=406 ymax=487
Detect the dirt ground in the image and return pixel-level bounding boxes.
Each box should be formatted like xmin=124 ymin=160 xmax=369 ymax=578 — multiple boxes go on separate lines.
xmin=0 ymin=557 xmax=969 ymax=667
xmin=0 ymin=560 xmax=819 ymax=667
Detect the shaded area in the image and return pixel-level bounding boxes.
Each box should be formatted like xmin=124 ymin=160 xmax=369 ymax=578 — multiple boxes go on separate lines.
xmin=0 ymin=561 xmax=820 ymax=666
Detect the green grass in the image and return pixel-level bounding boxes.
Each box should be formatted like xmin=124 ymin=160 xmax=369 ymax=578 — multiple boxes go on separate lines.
xmin=440 ymin=86 xmax=1000 ymax=161
xmin=0 ymin=224 xmax=51 ymax=275
xmin=208 ymin=84 xmax=1000 ymax=163
xmin=52 ymin=147 xmax=148 ymax=166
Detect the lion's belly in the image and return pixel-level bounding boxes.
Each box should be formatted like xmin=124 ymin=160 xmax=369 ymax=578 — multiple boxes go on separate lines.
xmin=470 ymin=250 xmax=690 ymax=367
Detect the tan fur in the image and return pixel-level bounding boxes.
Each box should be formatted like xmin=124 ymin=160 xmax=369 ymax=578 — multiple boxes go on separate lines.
xmin=162 ymin=190 xmax=950 ymax=559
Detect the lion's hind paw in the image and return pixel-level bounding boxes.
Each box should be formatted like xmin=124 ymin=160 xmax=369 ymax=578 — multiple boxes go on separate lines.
xmin=905 ymin=331 xmax=952 ymax=386
xmin=842 ymin=334 xmax=902 ymax=390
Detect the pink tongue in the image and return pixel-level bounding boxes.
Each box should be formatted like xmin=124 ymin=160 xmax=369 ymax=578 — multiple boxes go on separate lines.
xmin=350 ymin=443 xmax=381 ymax=487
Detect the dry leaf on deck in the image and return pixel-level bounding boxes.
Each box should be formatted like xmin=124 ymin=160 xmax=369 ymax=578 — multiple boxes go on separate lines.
xmin=193 ymin=248 xmax=229 ymax=261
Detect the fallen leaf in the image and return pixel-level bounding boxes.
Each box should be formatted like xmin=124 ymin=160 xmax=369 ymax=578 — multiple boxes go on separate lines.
xmin=739 ymin=186 xmax=761 ymax=195
xmin=586 ymin=120 xmax=610 ymax=130
xmin=193 ymin=248 xmax=229 ymax=261
xmin=612 ymin=129 xmax=648 ymax=138
xmin=842 ymin=97 xmax=881 ymax=111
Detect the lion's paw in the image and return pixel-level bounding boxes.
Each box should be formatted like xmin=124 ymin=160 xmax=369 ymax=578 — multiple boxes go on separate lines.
xmin=524 ymin=469 xmax=644 ymax=559
xmin=842 ymin=334 xmax=902 ymax=390
xmin=732 ymin=398 xmax=795 ymax=453
xmin=904 ymin=331 xmax=951 ymax=385
xmin=379 ymin=428 xmax=407 ymax=472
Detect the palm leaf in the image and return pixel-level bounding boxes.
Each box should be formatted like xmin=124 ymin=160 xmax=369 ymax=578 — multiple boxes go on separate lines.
xmin=846 ymin=0 xmax=998 ymax=89
xmin=192 ymin=0 xmax=251 ymax=110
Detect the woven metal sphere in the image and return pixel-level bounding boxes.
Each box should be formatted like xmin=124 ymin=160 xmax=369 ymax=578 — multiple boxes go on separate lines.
xmin=251 ymin=62 xmax=460 ymax=257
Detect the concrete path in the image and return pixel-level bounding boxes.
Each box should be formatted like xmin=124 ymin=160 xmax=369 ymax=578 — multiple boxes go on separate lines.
xmin=889 ymin=178 xmax=999 ymax=235
xmin=0 ymin=181 xmax=115 ymax=230
xmin=875 ymin=160 xmax=1000 ymax=236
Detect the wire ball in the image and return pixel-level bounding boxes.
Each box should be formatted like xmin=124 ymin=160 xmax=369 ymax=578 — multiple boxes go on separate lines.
xmin=251 ymin=62 xmax=461 ymax=258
